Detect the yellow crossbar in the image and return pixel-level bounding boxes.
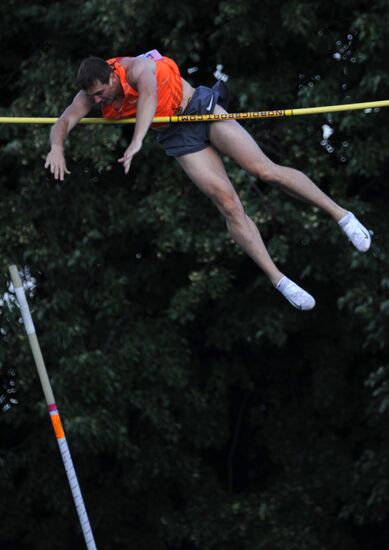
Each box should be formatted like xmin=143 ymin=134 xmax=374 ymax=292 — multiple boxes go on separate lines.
xmin=0 ymin=99 xmax=388 ymax=124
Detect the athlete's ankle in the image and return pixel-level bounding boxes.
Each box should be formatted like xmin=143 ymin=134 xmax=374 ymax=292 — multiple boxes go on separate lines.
xmin=271 ymin=272 xmax=285 ymax=287
xmin=331 ymin=206 xmax=348 ymax=222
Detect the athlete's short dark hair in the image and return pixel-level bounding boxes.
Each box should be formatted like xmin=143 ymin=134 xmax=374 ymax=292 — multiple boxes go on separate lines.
xmin=77 ymin=56 xmax=112 ymax=90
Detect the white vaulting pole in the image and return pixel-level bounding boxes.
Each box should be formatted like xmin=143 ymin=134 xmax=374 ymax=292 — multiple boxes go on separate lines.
xmin=9 ymin=265 xmax=97 ymax=550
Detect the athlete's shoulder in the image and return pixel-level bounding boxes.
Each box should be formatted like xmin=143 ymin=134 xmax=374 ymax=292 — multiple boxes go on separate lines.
xmin=115 ymin=56 xmax=134 ymax=68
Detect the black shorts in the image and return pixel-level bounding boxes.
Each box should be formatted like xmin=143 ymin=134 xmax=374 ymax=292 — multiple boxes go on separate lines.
xmin=154 ymin=81 xmax=229 ymax=158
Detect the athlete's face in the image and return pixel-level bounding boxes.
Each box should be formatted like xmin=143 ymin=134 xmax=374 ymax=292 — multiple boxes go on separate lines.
xmin=86 ymin=75 xmax=116 ymax=105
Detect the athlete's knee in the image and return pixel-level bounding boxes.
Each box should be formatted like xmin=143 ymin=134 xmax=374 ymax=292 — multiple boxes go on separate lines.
xmin=254 ymin=162 xmax=283 ymax=184
xmin=213 ymin=189 xmax=244 ymax=220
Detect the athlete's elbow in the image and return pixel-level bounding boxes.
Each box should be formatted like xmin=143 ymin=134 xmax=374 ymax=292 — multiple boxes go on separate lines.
xmin=52 ymin=116 xmax=69 ymax=133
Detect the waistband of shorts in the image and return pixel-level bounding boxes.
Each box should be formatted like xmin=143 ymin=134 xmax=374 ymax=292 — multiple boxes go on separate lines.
xmin=152 ymin=87 xmax=206 ymax=133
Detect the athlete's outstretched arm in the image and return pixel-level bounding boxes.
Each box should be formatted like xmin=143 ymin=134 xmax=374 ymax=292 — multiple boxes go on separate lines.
xmin=118 ymin=58 xmax=157 ymax=174
xmin=45 ymin=91 xmax=92 ymax=180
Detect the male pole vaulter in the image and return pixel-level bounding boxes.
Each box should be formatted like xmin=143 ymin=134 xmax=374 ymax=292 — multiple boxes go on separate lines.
xmin=45 ymin=50 xmax=371 ymax=310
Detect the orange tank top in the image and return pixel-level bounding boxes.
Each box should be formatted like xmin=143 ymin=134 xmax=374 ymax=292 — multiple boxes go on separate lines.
xmin=102 ymin=55 xmax=183 ymax=123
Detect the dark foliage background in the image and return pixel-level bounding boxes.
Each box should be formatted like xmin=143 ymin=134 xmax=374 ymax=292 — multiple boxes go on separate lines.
xmin=1 ymin=1 xmax=389 ymax=548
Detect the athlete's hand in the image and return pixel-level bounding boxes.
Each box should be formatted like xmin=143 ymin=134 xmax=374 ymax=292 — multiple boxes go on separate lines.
xmin=45 ymin=146 xmax=71 ymax=181
xmin=118 ymin=139 xmax=143 ymax=175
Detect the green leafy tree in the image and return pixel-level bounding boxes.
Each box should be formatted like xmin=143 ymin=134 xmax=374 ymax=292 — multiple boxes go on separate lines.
xmin=1 ymin=1 xmax=389 ymax=548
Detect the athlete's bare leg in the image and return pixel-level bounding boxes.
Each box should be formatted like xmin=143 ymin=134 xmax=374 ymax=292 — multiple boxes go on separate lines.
xmin=176 ymin=146 xmax=316 ymax=309
xmin=176 ymin=146 xmax=284 ymax=284
xmin=209 ymin=105 xmax=348 ymax=221
xmin=174 ymin=105 xmax=369 ymax=310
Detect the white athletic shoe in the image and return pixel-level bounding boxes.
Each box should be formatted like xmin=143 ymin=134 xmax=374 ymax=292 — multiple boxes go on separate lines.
xmin=276 ymin=276 xmax=316 ymax=311
xmin=338 ymin=212 xmax=371 ymax=252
